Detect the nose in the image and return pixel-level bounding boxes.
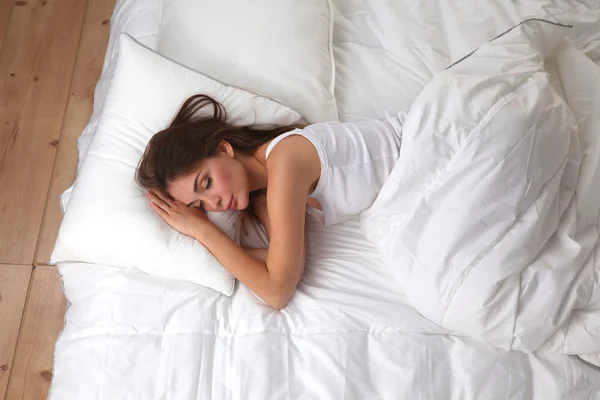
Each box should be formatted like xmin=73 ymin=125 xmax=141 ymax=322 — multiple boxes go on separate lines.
xmin=204 ymin=196 xmax=222 ymax=212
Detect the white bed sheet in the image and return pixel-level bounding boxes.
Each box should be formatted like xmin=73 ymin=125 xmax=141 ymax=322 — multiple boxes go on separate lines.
xmin=50 ymin=216 xmax=600 ymax=399
xmin=51 ymin=0 xmax=600 ymax=398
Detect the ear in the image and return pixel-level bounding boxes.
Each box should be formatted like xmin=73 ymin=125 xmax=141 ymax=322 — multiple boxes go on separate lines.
xmin=217 ymin=140 xmax=235 ymax=158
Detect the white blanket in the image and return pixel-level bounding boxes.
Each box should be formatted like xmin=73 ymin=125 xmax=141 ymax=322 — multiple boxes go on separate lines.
xmin=362 ymin=19 xmax=600 ymax=361
xmin=50 ymin=217 xmax=600 ymax=399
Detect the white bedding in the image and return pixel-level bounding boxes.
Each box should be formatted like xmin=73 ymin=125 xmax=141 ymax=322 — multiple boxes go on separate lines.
xmin=362 ymin=17 xmax=600 ymax=357
xmin=331 ymin=0 xmax=598 ymax=120
xmin=51 ymin=217 xmax=600 ymax=399
xmin=51 ymin=0 xmax=600 ymax=398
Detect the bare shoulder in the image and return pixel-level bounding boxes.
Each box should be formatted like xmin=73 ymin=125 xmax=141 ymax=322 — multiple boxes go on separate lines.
xmin=266 ymin=135 xmax=321 ymax=191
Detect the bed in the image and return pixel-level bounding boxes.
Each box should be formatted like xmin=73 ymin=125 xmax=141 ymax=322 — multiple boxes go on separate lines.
xmin=49 ymin=0 xmax=600 ymax=398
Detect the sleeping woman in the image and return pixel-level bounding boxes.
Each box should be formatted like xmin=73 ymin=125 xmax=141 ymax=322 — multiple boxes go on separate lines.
xmin=136 ymin=94 xmax=403 ymax=309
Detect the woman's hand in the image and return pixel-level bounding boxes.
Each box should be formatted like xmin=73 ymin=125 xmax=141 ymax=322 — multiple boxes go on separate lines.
xmin=147 ymin=190 xmax=213 ymax=238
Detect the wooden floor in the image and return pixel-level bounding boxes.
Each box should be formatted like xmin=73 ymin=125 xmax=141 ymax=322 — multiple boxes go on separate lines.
xmin=0 ymin=0 xmax=116 ymax=398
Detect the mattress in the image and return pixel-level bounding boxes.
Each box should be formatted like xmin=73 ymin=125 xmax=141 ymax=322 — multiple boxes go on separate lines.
xmin=50 ymin=0 xmax=600 ymax=398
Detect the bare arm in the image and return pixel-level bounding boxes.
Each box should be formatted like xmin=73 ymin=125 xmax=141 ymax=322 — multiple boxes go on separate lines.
xmin=251 ymin=191 xmax=271 ymax=238
xmin=194 ymin=136 xmax=318 ymax=309
xmin=243 ymin=183 xmax=308 ymax=276
xmin=242 ymin=192 xmax=270 ymax=264
xmin=243 ymin=247 xmax=268 ymax=263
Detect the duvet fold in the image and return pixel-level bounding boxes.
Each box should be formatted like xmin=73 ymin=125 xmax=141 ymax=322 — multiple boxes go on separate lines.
xmin=362 ymin=20 xmax=600 ymax=361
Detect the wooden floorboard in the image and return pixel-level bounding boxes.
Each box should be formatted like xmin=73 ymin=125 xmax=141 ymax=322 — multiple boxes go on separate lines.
xmin=5 ymin=265 xmax=66 ymax=400
xmin=35 ymin=0 xmax=117 ymax=263
xmin=0 ymin=0 xmax=14 ymax=55
xmin=0 ymin=0 xmax=121 ymax=399
xmin=0 ymin=0 xmax=88 ymax=265
xmin=0 ymin=264 xmax=32 ymax=400
xmin=0 ymin=0 xmax=51 ymax=167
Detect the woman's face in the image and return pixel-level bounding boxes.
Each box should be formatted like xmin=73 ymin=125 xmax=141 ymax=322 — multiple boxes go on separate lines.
xmin=167 ymin=150 xmax=250 ymax=212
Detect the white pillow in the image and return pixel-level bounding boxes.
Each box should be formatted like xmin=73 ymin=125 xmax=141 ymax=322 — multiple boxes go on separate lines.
xmin=51 ymin=34 xmax=302 ymax=295
xmin=158 ymin=0 xmax=337 ymax=123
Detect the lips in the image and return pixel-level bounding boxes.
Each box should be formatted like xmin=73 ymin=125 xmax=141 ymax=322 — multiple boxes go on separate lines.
xmin=227 ymin=197 xmax=237 ymax=210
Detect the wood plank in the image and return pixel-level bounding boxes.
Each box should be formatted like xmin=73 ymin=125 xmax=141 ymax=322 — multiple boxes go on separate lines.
xmin=0 ymin=0 xmax=87 ymax=264
xmin=0 ymin=0 xmax=50 ymax=162
xmin=5 ymin=265 xmax=66 ymax=400
xmin=35 ymin=0 xmax=117 ymax=263
xmin=0 ymin=264 xmax=32 ymax=400
xmin=0 ymin=0 xmax=14 ymax=54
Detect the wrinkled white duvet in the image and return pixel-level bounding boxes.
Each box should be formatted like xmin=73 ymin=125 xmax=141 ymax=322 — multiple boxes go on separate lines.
xmin=362 ymin=20 xmax=600 ymax=362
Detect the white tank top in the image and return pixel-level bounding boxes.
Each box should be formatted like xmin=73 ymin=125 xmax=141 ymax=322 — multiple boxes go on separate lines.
xmin=265 ymin=111 xmax=404 ymax=226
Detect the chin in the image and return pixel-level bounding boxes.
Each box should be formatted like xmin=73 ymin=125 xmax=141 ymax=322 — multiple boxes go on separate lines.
xmin=238 ymin=193 xmax=250 ymax=211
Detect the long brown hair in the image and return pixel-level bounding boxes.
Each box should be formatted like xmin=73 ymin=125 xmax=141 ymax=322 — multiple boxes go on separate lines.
xmin=136 ymin=94 xmax=303 ymax=196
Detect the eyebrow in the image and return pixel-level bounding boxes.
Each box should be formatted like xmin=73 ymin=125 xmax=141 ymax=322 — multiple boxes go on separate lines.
xmin=193 ymin=171 xmax=202 ymax=193
xmin=187 ymin=171 xmax=203 ymax=207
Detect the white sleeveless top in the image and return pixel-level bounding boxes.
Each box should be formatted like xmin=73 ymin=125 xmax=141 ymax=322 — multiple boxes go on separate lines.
xmin=265 ymin=111 xmax=404 ymax=226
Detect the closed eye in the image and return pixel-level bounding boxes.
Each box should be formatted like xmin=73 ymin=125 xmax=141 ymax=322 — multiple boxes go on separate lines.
xmin=186 ymin=201 xmax=204 ymax=209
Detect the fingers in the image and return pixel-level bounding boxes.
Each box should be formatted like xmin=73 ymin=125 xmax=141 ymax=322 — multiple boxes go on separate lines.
xmin=150 ymin=201 xmax=170 ymax=220
xmin=148 ymin=190 xmax=172 ymax=209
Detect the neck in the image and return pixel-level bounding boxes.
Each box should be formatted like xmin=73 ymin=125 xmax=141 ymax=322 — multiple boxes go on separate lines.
xmin=240 ymin=151 xmax=268 ymax=192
